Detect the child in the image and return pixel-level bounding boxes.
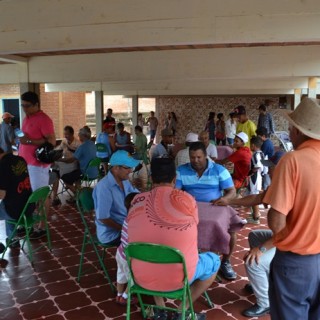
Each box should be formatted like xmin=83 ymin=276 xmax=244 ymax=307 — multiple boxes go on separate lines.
xmin=248 ymin=136 xmax=265 ymax=223
xmin=115 ymin=192 xmax=140 ymax=306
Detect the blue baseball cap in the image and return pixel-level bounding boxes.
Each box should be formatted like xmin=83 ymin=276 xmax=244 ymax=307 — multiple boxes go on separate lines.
xmin=109 ymin=150 xmax=140 ymax=168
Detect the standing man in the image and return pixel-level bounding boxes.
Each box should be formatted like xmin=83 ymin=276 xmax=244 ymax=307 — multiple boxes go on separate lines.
xmin=257 ymin=104 xmax=275 ymax=137
xmin=264 ymin=97 xmax=320 ymax=319
xmin=93 ymin=150 xmax=140 ymax=246
xmin=146 ymin=111 xmax=158 ymax=143
xmin=0 ymin=112 xmax=15 ymax=153
xmin=234 ymin=105 xmax=256 ymax=147
xmin=105 ymin=108 xmax=116 ymax=124
xmin=18 ymin=91 xmax=56 ymax=239
xmin=176 ymin=142 xmax=238 ymax=280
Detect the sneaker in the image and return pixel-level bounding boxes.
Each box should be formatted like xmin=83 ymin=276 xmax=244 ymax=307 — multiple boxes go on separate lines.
xmin=220 ymin=260 xmax=237 ymax=280
xmin=6 ymin=237 xmax=21 ymax=249
xmin=244 ymin=283 xmax=254 ymax=294
xmin=246 ymin=217 xmax=260 ymax=225
xmin=115 ymin=295 xmax=138 ymax=306
xmin=52 ymin=198 xmax=61 ymax=206
xmin=172 ymin=312 xmax=206 ymax=320
xmin=0 ymin=242 xmax=5 ymax=254
xmin=152 ymin=310 xmax=168 ymax=320
xmin=30 ymin=229 xmax=47 ymax=240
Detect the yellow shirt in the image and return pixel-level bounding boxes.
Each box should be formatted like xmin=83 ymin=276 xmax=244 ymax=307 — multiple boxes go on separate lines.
xmin=236 ymin=120 xmax=257 ymax=147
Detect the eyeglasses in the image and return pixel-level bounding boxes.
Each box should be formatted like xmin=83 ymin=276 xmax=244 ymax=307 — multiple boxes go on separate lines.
xmin=119 ymin=165 xmax=131 ymax=170
xmin=21 ymin=103 xmax=34 ymax=108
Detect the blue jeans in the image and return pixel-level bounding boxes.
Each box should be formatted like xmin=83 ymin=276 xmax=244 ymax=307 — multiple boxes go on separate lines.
xmin=269 ymin=249 xmax=320 ymax=320
xmin=0 ymin=201 xmax=15 ymax=238
xmin=227 ymin=138 xmax=234 ymax=145
xmin=150 ymin=130 xmax=156 ymax=140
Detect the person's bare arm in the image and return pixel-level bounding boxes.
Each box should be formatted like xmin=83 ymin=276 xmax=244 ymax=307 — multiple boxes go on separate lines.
xmin=244 ymin=237 xmax=274 ymax=265
xmin=268 ymin=207 xmax=286 ymax=234
xmin=214 ymin=191 xmax=266 ymax=207
xmin=20 ymin=133 xmax=56 ymax=146
xmin=0 ymin=190 xmax=6 ymax=200
xmin=99 ymin=218 xmax=122 ymax=231
xmin=211 ymin=187 xmax=236 ymax=204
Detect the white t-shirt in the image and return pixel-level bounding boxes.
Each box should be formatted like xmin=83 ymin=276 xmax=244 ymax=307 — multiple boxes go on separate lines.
xmin=206 ymin=144 xmax=218 ymax=159
xmin=225 ymin=119 xmax=236 ymax=139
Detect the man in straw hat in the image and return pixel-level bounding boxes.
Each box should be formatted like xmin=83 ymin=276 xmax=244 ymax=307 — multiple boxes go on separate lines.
xmin=0 ymin=112 xmax=15 ymax=153
xmin=263 ymin=97 xmax=320 ymax=319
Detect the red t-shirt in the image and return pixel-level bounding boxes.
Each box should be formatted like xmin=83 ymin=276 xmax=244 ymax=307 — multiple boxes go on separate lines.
xmin=127 ymin=186 xmax=199 ymax=291
xmin=228 ymin=147 xmax=251 ymax=183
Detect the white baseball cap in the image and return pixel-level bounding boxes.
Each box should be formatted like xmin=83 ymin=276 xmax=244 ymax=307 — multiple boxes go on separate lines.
xmin=185 ymin=132 xmax=198 ymax=143
xmin=235 ymin=132 xmax=248 ymax=144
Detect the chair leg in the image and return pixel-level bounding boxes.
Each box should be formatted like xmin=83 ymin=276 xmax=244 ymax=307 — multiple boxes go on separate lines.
xmin=91 ymin=240 xmax=115 ymax=292
xmin=203 ymin=290 xmax=214 ymax=308
xmin=77 ymin=232 xmax=88 ymax=282
xmin=126 ymin=284 xmax=131 ymax=320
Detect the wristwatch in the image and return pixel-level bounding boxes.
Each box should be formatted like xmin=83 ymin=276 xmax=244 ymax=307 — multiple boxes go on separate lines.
xmin=26 ymin=139 xmax=32 ymax=144
xmin=259 ymin=246 xmax=267 ymax=253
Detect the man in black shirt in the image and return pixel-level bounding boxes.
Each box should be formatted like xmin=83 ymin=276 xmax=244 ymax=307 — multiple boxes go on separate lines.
xmin=0 ymin=147 xmax=33 ymax=251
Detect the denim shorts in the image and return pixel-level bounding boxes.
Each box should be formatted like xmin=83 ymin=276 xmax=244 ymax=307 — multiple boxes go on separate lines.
xmin=191 ymin=252 xmax=221 ymax=283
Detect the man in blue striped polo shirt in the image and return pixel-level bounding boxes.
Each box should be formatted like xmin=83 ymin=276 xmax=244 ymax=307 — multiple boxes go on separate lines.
xmin=176 ymin=141 xmax=238 ymax=280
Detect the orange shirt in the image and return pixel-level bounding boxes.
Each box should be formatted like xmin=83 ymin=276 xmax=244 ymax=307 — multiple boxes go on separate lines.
xmin=264 ymin=139 xmax=320 ymax=254
xmin=127 ymin=186 xmax=199 ymax=291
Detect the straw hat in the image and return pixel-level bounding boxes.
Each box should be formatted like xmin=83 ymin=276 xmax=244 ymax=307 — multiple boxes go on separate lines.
xmin=282 ymin=98 xmax=320 ymax=140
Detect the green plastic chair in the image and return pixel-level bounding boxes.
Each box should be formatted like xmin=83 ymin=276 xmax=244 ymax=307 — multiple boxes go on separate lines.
xmin=81 ymin=157 xmax=102 ymax=187
xmin=1 ymin=186 xmax=51 ymax=265
xmin=125 ymin=242 xmax=196 ymax=320
xmin=76 ymin=187 xmax=115 ymax=291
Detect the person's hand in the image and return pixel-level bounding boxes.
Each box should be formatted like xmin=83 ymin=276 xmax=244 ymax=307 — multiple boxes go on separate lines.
xmin=243 ymin=247 xmax=263 ymax=266
xmin=19 ymin=135 xmax=30 ymax=145
xmin=211 ymin=197 xmax=229 ymax=206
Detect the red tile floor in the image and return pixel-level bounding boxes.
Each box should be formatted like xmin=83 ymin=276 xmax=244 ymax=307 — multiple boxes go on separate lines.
xmin=0 ymin=200 xmax=271 ymax=320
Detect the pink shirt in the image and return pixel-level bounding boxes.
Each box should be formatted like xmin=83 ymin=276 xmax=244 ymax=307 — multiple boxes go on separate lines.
xmin=19 ymin=111 xmax=55 ymax=167
xmin=127 ymin=186 xmax=199 ymax=291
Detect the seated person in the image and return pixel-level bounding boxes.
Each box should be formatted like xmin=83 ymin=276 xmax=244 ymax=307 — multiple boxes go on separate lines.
xmin=115 ymin=122 xmax=133 ymax=153
xmin=198 ymin=131 xmax=218 ymax=161
xmin=214 ymin=153 xmax=284 ymax=318
xmin=93 ymin=150 xmax=140 ymax=246
xmin=57 ymin=126 xmax=98 ymax=198
xmin=50 ymin=125 xmax=81 ymax=206
xmin=127 ymin=158 xmax=220 ymax=320
xmin=151 ymin=128 xmax=173 ymax=160
xmin=175 ymin=132 xmax=198 ymax=167
xmin=96 ymin=121 xmax=116 ymax=175
xmin=176 ymin=142 xmax=237 ymax=281
xmin=0 ymin=147 xmax=34 ymax=250
xmin=216 ymin=132 xmax=251 ymax=189
xmin=133 ymin=125 xmax=147 ymax=160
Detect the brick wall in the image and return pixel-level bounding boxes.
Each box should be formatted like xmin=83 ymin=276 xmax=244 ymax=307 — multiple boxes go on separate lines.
xmin=0 ymin=84 xmax=20 ymax=96
xmin=39 ymin=85 xmax=86 ymax=138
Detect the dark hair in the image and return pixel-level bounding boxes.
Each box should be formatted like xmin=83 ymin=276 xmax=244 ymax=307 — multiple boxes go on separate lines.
xmin=64 ymin=125 xmax=74 ymax=135
xmin=217 ymin=113 xmax=224 ymax=120
xmin=250 ymin=136 xmax=263 ymax=148
xmin=171 ymin=112 xmax=178 ymax=122
xmin=138 ymin=113 xmax=142 ymax=117
xmin=234 ymin=105 xmax=246 ymax=115
xmin=189 ymin=141 xmax=207 ymax=156
xmin=208 ymin=112 xmax=215 ymax=121
xmin=117 ymin=122 xmax=124 ymax=129
xmin=259 ymin=104 xmax=267 ymax=112
xmin=256 ymin=127 xmax=268 ymax=137
xmin=124 ymin=192 xmax=140 ymax=211
xmin=135 ymin=125 xmax=142 ymax=132
xmin=21 ymin=91 xmax=39 ymax=105
xmin=229 ymin=112 xmax=236 ymax=118
xmin=151 ymin=158 xmax=176 ymax=184
xmin=107 ymin=108 xmax=113 ymax=113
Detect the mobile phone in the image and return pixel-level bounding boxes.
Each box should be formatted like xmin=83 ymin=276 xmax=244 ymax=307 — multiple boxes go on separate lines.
xmin=14 ymin=128 xmax=24 ymax=138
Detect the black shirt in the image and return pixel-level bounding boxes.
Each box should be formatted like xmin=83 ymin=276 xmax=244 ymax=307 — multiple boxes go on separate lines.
xmin=0 ymin=153 xmax=34 ymax=219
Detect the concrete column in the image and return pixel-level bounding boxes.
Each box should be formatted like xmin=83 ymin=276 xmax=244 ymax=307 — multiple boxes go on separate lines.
xmin=294 ymin=89 xmax=301 ymax=109
xmin=132 ymin=95 xmax=138 ymax=130
xmin=95 ymin=91 xmax=104 ymax=135
xmin=308 ymin=77 xmax=317 ymax=99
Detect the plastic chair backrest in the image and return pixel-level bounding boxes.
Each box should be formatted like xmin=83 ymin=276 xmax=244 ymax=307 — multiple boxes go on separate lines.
xmin=77 ymin=187 xmax=94 ymax=213
xmin=87 ymin=157 xmax=101 ymax=168
xmin=125 ymin=242 xmax=188 ymax=286
xmin=26 ymin=186 xmax=51 ymax=204
xmin=217 ymin=145 xmax=233 ymax=160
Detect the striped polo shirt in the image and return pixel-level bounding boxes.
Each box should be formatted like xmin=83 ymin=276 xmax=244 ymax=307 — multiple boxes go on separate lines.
xmin=176 ymin=160 xmax=234 ymax=202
